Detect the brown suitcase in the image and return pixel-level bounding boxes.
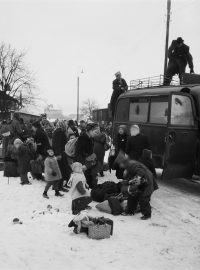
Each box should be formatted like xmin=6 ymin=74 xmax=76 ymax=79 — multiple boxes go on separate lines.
xmin=182 ymin=73 xmax=200 ymax=84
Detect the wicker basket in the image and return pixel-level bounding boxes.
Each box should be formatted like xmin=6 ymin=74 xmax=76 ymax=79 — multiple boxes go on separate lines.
xmin=88 ymin=224 xmax=111 ymax=240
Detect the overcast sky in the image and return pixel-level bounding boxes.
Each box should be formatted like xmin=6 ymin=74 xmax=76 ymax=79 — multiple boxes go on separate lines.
xmin=0 ymin=0 xmax=199 ymax=115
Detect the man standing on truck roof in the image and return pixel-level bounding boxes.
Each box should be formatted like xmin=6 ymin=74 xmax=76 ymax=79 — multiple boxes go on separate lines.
xmin=164 ymin=37 xmax=194 ymax=85
xmin=110 ymin=71 xmax=128 ymax=118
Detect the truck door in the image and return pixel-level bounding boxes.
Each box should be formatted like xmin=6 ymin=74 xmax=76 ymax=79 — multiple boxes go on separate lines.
xmin=163 ymin=92 xmax=198 ymax=179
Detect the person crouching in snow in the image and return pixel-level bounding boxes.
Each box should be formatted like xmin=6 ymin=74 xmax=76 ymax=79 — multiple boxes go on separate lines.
xmin=43 ymin=148 xmax=64 ymax=199
xmin=68 ymin=162 xmax=92 ymax=215
xmin=115 ymin=151 xmax=155 ymax=220
xmin=13 ymin=138 xmax=32 ymax=185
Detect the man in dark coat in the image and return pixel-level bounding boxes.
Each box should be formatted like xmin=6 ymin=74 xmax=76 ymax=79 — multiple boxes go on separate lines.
xmin=110 ymin=71 xmax=128 ymax=118
xmin=114 ymin=125 xmax=128 ymax=179
xmin=93 ymin=127 xmax=106 ymax=177
xmin=125 ymin=125 xmax=150 ymax=161
xmin=32 ymin=121 xmax=50 ymax=158
xmin=52 ymin=121 xmax=70 ymax=191
xmin=75 ymin=123 xmax=99 ymax=188
xmin=32 ymin=121 xmax=50 ymax=180
xmin=164 ymin=37 xmax=194 ymax=85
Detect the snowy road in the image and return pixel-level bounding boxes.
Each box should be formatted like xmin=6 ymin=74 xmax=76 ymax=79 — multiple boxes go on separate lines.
xmin=0 ymin=171 xmax=200 ymax=270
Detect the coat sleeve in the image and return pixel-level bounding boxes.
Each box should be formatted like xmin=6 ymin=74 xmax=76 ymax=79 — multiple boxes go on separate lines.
xmin=125 ymin=137 xmax=131 ymax=155
xmin=15 ymin=121 xmax=23 ymax=135
xmin=168 ymin=40 xmax=176 ymax=59
xmin=186 ymin=50 xmax=194 ymax=70
xmin=76 ymin=181 xmax=86 ymax=195
xmin=75 ymin=136 xmax=85 ymax=163
xmin=52 ymin=130 xmax=64 ymax=156
xmin=144 ymin=136 xmax=151 ymax=150
xmin=122 ymin=79 xmax=128 ymax=91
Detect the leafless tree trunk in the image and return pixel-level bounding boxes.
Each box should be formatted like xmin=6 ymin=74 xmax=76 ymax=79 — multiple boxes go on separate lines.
xmin=80 ymin=99 xmax=99 ymax=120
xmin=0 ymin=43 xmax=36 ymax=110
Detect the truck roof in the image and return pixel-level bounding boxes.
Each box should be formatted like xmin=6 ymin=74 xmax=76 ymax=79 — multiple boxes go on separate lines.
xmin=119 ymin=84 xmax=200 ymax=98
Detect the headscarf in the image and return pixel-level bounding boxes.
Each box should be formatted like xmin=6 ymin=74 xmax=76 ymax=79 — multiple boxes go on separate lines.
xmin=56 ymin=120 xmax=66 ymax=131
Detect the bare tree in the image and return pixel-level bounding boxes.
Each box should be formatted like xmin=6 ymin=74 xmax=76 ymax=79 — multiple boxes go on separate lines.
xmin=0 ymin=43 xmax=36 ymax=110
xmin=80 ymin=99 xmax=99 ymax=120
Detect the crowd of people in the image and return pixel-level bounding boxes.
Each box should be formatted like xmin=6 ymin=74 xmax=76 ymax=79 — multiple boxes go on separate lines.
xmin=0 ymin=112 xmax=158 ymax=220
xmin=0 ymin=113 xmax=110 ymax=198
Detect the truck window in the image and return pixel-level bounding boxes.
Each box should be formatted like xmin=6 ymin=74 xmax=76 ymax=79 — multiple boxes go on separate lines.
xmin=150 ymin=97 xmax=168 ymax=124
xmin=171 ymin=94 xmax=194 ymax=126
xmin=115 ymin=98 xmax=129 ymax=121
xmin=129 ymin=98 xmax=148 ymax=123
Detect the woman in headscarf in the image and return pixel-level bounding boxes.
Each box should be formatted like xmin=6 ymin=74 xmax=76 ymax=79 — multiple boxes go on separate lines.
xmin=52 ymin=120 xmax=70 ymax=191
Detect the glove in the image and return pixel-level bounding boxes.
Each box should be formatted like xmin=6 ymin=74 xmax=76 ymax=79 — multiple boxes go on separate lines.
xmin=128 ymin=185 xmax=138 ymax=195
xmin=52 ymin=171 xmax=57 ymax=177
xmin=190 ymin=68 xmax=194 ymax=74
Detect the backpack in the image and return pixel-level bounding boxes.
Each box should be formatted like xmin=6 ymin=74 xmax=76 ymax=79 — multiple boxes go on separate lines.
xmin=65 ymin=137 xmax=78 ymax=158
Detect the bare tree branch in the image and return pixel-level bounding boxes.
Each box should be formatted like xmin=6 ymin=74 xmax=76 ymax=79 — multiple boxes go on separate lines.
xmin=80 ymin=99 xmax=99 ymax=120
xmin=0 ymin=43 xmax=36 ymax=111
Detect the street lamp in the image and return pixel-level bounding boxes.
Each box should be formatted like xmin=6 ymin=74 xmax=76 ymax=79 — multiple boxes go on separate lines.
xmin=77 ymin=69 xmax=84 ymax=123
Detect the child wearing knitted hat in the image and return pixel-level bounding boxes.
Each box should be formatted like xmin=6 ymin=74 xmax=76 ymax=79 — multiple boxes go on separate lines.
xmin=68 ymin=162 xmax=92 ymax=214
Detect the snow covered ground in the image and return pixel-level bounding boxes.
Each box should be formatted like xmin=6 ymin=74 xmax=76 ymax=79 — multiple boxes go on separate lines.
xmin=0 ymin=170 xmax=200 ymax=270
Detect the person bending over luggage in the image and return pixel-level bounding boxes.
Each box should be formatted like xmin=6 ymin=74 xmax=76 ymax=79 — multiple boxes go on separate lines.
xmin=115 ymin=152 xmax=154 ymax=220
xmin=68 ymin=162 xmax=92 ymax=215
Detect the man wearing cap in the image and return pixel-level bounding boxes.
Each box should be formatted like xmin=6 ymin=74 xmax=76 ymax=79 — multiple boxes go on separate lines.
xmin=110 ymin=71 xmax=128 ymax=118
xmin=164 ymin=37 xmax=194 ymax=85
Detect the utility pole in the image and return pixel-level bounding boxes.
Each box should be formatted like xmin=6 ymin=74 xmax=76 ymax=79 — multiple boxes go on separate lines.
xmin=76 ymin=69 xmax=84 ymax=123
xmin=77 ymin=76 xmax=80 ymax=123
xmin=164 ymin=0 xmax=171 ymax=78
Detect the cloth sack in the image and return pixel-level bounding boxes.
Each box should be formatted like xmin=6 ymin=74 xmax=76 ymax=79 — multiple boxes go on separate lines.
xmin=4 ymin=161 xmax=19 ymax=177
xmin=30 ymin=160 xmax=43 ymax=174
xmin=108 ymin=197 xmax=123 ymax=215
xmin=65 ymin=137 xmax=78 ymax=158
xmin=95 ymin=200 xmax=112 ymax=214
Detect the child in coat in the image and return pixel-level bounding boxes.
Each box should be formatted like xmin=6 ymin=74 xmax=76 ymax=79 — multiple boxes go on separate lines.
xmin=43 ymin=148 xmax=64 ymax=199
xmin=68 ymin=162 xmax=92 ymax=215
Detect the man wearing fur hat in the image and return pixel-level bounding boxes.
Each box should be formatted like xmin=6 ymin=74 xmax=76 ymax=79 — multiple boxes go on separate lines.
xmin=164 ymin=37 xmax=194 ymax=85
xmin=110 ymin=71 xmax=128 ymax=118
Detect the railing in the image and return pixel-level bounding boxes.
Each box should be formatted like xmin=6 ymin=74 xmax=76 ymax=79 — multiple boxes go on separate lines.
xmin=129 ymin=75 xmax=179 ymax=90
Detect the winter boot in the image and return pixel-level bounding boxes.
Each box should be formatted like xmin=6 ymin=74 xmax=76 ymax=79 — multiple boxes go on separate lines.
xmin=60 ymin=187 xmax=69 ymax=192
xmin=43 ymin=191 xmax=49 ymax=199
xmin=55 ymin=191 xmax=64 ymax=197
xmin=100 ymin=171 xmax=104 ymax=177
xmin=140 ymin=215 xmax=151 ymax=220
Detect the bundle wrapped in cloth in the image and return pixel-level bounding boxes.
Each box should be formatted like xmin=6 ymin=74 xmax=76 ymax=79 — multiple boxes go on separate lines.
xmin=68 ymin=211 xmax=113 ymax=239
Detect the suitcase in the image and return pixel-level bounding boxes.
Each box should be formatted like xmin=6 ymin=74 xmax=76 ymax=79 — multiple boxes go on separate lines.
xmin=182 ymin=73 xmax=200 ymax=85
